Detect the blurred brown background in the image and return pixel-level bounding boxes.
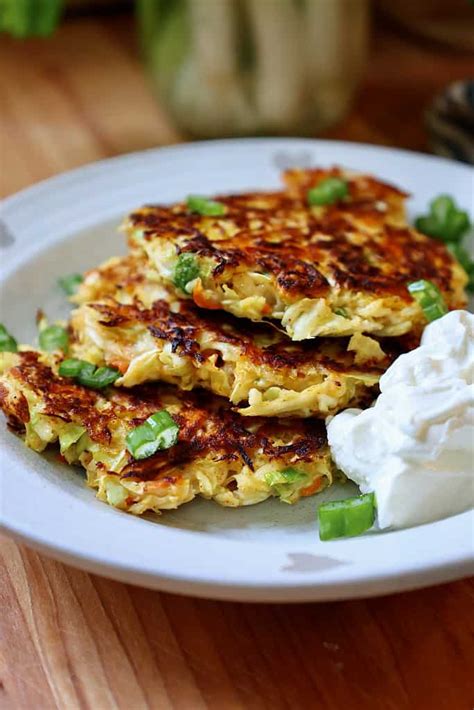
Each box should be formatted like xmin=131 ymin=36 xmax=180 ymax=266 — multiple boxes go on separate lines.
xmin=1 ymin=0 xmax=473 ymax=198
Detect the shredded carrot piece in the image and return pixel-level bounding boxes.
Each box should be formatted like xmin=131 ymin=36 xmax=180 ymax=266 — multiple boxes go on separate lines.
xmin=193 ymin=282 xmax=221 ymax=309
xmin=300 ymin=477 xmax=324 ymax=497
xmin=109 ymin=359 xmax=129 ymax=375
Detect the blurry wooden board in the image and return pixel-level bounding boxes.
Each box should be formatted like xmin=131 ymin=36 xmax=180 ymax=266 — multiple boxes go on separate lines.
xmin=0 ymin=13 xmax=473 ymax=710
xmin=0 ymin=15 xmax=179 ymax=198
xmin=1 ymin=537 xmax=473 ymax=710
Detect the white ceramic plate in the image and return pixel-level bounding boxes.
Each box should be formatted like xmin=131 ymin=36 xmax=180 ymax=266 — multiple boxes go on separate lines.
xmin=1 ymin=139 xmax=472 ymax=602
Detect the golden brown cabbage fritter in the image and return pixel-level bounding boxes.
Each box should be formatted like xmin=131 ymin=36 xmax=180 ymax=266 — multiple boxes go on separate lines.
xmin=124 ymin=168 xmax=466 ymax=340
xmin=0 ymin=351 xmax=336 ymax=514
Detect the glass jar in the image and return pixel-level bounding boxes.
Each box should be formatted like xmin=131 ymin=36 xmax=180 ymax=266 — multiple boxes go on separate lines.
xmin=137 ymin=0 xmax=369 ymax=138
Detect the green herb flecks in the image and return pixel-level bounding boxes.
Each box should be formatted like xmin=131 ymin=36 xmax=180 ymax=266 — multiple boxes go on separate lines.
xmin=58 ymin=273 xmax=83 ymax=296
xmin=318 ymin=492 xmax=376 ymax=541
xmin=415 ymin=195 xmax=471 ymax=243
xmin=39 ymin=324 xmax=69 ymax=353
xmin=407 ymin=279 xmax=448 ymax=322
xmin=308 ymin=177 xmax=349 ymax=206
xmin=265 ymin=467 xmax=309 ymax=503
xmin=187 ymin=195 xmax=226 ymax=216
xmin=173 ymin=252 xmax=200 ymax=293
xmin=0 ymin=324 xmax=18 ymax=352
xmin=59 ymin=359 xmax=120 ymax=389
xmin=126 ymin=410 xmax=179 ymax=460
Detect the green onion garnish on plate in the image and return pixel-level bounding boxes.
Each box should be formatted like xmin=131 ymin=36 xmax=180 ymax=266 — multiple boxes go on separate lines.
xmin=39 ymin=324 xmax=69 ymax=352
xmin=407 ymin=279 xmax=448 ymax=322
xmin=187 ymin=195 xmax=226 ymax=217
xmin=126 ymin=410 xmax=180 ymax=460
xmin=58 ymin=273 xmax=83 ymax=296
xmin=318 ymin=492 xmax=376 ymax=541
xmin=446 ymin=242 xmax=471 ymax=272
xmin=415 ymin=195 xmax=470 ymax=243
xmin=59 ymin=358 xmax=120 ymax=389
xmin=0 ymin=324 xmax=18 ymax=352
xmin=308 ymin=177 xmax=349 ymax=206
xmin=173 ymin=252 xmax=200 ymax=293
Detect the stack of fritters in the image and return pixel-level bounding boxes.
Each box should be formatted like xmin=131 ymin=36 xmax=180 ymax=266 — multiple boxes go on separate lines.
xmin=0 ymin=168 xmax=466 ymax=515
xmin=70 ymin=254 xmax=407 ymax=418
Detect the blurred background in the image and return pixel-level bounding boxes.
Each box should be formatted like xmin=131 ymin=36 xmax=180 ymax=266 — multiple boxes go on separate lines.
xmin=0 ymin=0 xmax=473 ymax=198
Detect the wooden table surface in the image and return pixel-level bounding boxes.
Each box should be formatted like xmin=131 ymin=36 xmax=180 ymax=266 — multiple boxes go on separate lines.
xmin=0 ymin=13 xmax=473 ymax=710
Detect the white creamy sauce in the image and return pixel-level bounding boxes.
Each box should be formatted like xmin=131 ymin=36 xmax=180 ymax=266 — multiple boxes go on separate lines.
xmin=327 ymin=310 xmax=474 ymax=529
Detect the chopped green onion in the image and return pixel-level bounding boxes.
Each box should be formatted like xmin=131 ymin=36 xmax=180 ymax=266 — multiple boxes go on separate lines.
xmin=0 ymin=324 xmax=18 ymax=352
xmin=34 ymin=0 xmax=64 ymax=37
xmin=78 ymin=366 xmax=120 ymax=390
xmin=414 ymin=215 xmax=437 ymax=237
xmin=58 ymin=358 xmax=84 ymax=378
xmin=59 ymin=358 xmax=120 ymax=389
xmin=318 ymin=492 xmax=376 ymax=541
xmin=415 ymin=195 xmax=471 ymax=243
xmin=0 ymin=0 xmax=64 ymax=38
xmin=431 ymin=195 xmax=454 ymax=224
xmin=334 ymin=307 xmax=349 ymax=319
xmin=173 ymin=252 xmax=200 ymax=293
xmin=446 ymin=242 xmax=471 ymax=271
xmin=265 ymin=467 xmax=307 ymax=487
xmin=126 ymin=410 xmax=179 ymax=460
xmin=58 ymin=273 xmax=83 ymax=296
xmin=446 ymin=242 xmax=474 ymax=293
xmin=467 ymin=265 xmax=474 ymax=294
xmin=58 ymin=424 xmax=86 ymax=454
xmin=308 ymin=178 xmax=349 ymax=206
xmin=265 ymin=467 xmax=308 ymax=502
xmin=75 ymin=362 xmax=96 ymax=383
xmin=187 ymin=195 xmax=226 ymax=217
xmin=407 ymin=279 xmax=448 ymax=322
xmin=39 ymin=324 xmax=69 ymax=352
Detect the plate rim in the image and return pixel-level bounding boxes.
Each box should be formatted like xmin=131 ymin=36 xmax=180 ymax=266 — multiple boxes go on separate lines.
xmin=2 ymin=135 xmax=472 ymax=211
xmin=2 ymin=520 xmax=472 ymax=603
xmin=1 ymin=137 xmax=473 ymax=601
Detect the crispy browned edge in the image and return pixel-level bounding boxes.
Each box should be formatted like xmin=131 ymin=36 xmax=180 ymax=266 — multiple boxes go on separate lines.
xmin=84 ymin=297 xmax=412 ymax=376
xmin=127 ymin=168 xmax=462 ymax=303
xmin=0 ymin=352 xmax=329 ymax=483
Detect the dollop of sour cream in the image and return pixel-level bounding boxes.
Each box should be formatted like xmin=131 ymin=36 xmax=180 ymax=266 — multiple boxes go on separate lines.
xmin=327 ymin=310 xmax=474 ymax=529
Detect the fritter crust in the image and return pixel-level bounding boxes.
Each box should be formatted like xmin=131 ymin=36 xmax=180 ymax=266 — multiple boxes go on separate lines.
xmin=70 ymin=288 xmax=408 ymax=417
xmin=124 ymin=168 xmax=466 ymax=339
xmin=0 ymin=352 xmax=335 ymax=514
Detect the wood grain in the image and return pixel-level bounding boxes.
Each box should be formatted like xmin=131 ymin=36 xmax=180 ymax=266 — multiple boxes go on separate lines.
xmin=1 ymin=538 xmax=473 ymax=710
xmin=0 ymin=14 xmax=473 ymax=710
